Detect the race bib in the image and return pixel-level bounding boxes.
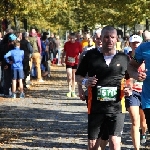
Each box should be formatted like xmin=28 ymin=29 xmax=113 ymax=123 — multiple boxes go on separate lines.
xmin=134 ymin=81 xmax=143 ymax=86
xmin=97 ymin=86 xmax=117 ymax=101
xmin=67 ymin=56 xmax=75 ymax=63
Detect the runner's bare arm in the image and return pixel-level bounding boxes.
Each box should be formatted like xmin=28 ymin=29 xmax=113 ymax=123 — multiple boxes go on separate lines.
xmin=61 ymin=50 xmax=66 ymax=63
xmin=127 ymin=59 xmax=142 ymax=80
xmin=78 ymin=84 xmax=86 ymax=100
xmin=61 ymin=50 xmax=66 ymax=58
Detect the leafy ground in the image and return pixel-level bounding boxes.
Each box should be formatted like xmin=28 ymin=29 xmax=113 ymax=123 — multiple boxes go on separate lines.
xmin=0 ymin=66 xmax=148 ymax=149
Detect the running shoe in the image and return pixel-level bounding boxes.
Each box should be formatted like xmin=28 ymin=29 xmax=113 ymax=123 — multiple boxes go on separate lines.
xmin=48 ymin=73 xmax=51 ymax=77
xmin=67 ymin=92 xmax=71 ymax=97
xmin=71 ymin=92 xmax=77 ymax=97
xmin=140 ymin=129 xmax=147 ymax=144
xmin=20 ymin=92 xmax=25 ymax=98
xmin=11 ymin=93 xmax=16 ymax=99
xmin=38 ymin=79 xmax=45 ymax=83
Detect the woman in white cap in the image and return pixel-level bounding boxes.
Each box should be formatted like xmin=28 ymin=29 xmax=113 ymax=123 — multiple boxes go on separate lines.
xmin=124 ymin=34 xmax=147 ymax=149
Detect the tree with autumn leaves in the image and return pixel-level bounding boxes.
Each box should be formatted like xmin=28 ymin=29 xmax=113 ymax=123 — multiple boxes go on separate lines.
xmin=0 ymin=0 xmax=149 ymax=32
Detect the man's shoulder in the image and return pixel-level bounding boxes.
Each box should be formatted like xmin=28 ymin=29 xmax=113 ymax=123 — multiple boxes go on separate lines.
xmin=64 ymin=41 xmax=71 ymax=45
xmin=20 ymin=39 xmax=28 ymax=43
xmin=86 ymin=48 xmax=98 ymax=54
xmin=133 ymin=42 xmax=150 ymax=55
xmin=116 ymin=51 xmax=127 ymax=56
xmin=116 ymin=51 xmax=130 ymax=62
xmin=116 ymin=51 xmax=129 ymax=57
xmin=140 ymin=42 xmax=150 ymax=48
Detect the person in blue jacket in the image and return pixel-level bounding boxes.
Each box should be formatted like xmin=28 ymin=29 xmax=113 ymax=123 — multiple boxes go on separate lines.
xmin=41 ymin=33 xmax=50 ymax=77
xmin=4 ymin=34 xmax=25 ymax=98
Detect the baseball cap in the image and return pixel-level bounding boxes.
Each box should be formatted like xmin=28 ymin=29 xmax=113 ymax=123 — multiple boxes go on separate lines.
xmin=8 ymin=34 xmax=17 ymax=41
xmin=129 ymin=35 xmax=142 ymax=43
xmin=96 ymin=28 xmax=102 ymax=34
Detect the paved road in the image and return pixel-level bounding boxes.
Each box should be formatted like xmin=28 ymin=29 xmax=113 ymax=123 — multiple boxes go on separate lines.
xmin=0 ymin=66 xmax=146 ymax=149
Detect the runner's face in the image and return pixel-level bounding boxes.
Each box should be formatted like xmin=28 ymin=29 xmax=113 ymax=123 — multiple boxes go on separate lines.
xmin=70 ymin=36 xmax=76 ymax=43
xmin=101 ymin=30 xmax=117 ymax=51
xmin=130 ymin=42 xmax=141 ymax=50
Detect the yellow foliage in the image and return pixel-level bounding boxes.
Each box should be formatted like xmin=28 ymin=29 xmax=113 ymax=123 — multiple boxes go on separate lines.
xmin=0 ymin=0 xmax=149 ymax=31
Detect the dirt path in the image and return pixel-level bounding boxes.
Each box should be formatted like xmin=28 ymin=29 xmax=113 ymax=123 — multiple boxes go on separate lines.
xmin=0 ymin=66 xmax=147 ymax=149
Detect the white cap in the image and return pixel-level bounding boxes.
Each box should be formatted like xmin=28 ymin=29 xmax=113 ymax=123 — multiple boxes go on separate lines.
xmin=129 ymin=35 xmax=142 ymax=43
xmin=96 ymin=28 xmax=102 ymax=34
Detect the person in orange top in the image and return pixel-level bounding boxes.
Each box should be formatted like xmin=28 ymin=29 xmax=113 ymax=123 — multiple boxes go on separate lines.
xmin=124 ymin=35 xmax=147 ymax=149
xmin=61 ymin=32 xmax=82 ymax=97
xmin=80 ymin=33 xmax=95 ymax=50
xmin=116 ymin=37 xmax=122 ymax=52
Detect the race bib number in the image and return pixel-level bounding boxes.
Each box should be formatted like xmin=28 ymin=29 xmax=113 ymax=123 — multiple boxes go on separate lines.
xmin=97 ymin=86 xmax=117 ymax=101
xmin=134 ymin=81 xmax=143 ymax=86
xmin=67 ymin=57 xmax=75 ymax=63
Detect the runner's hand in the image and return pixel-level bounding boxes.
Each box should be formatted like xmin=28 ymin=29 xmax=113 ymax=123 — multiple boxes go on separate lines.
xmin=138 ymin=69 xmax=147 ymax=81
xmin=124 ymin=84 xmax=132 ymax=96
xmin=87 ymin=75 xmax=98 ymax=87
xmin=78 ymin=86 xmax=86 ymax=101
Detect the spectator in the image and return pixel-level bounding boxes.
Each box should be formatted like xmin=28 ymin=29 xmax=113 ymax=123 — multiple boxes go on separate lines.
xmin=137 ymin=30 xmax=144 ymax=41
xmin=29 ymin=28 xmax=44 ymax=82
xmin=143 ymin=30 xmax=150 ymax=42
xmin=75 ymin=33 xmax=82 ymax=42
xmin=83 ymin=37 xmax=95 ymax=51
xmin=55 ymin=35 xmax=62 ymax=66
xmin=48 ymin=33 xmax=57 ymax=64
xmin=123 ymin=41 xmax=132 ymax=54
xmin=16 ymin=32 xmax=22 ymax=41
xmin=41 ymin=32 xmax=50 ymax=77
xmin=116 ymin=37 xmax=122 ymax=52
xmin=81 ymin=33 xmax=95 ymax=50
xmin=1 ymin=33 xmax=16 ymax=97
xmin=4 ymin=40 xmax=25 ymax=98
xmin=20 ymin=32 xmax=33 ymax=88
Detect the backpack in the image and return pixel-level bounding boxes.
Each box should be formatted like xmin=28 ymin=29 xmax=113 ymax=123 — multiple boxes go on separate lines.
xmin=29 ymin=37 xmax=38 ymax=53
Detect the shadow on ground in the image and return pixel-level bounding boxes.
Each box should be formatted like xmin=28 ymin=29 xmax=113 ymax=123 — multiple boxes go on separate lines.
xmin=0 ymin=105 xmax=87 ymax=149
xmin=0 ymin=67 xmax=137 ymax=149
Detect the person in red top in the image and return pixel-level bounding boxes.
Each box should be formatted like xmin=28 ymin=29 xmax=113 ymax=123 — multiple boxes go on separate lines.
xmin=124 ymin=35 xmax=147 ymax=149
xmin=62 ymin=33 xmax=82 ymax=97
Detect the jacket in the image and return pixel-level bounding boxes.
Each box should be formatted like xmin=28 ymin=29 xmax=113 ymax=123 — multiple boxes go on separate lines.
xmin=4 ymin=47 xmax=24 ymax=69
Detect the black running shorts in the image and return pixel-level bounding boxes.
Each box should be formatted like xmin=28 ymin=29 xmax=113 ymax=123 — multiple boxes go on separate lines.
xmin=143 ymin=108 xmax=150 ymax=133
xmin=88 ymin=113 xmax=125 ymax=140
xmin=66 ymin=65 xmax=78 ymax=69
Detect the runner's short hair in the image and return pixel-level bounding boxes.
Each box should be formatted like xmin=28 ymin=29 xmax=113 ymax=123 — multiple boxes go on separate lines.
xmin=70 ymin=32 xmax=76 ymax=37
xmin=101 ymin=26 xmax=117 ymax=37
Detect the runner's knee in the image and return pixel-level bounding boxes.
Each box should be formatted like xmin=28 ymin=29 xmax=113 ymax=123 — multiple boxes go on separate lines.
xmin=109 ymin=136 xmax=121 ymax=150
xmin=88 ymin=139 xmax=100 ymax=150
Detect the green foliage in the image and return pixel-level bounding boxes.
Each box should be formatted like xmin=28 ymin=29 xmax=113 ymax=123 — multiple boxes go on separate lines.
xmin=0 ymin=0 xmax=149 ymax=32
